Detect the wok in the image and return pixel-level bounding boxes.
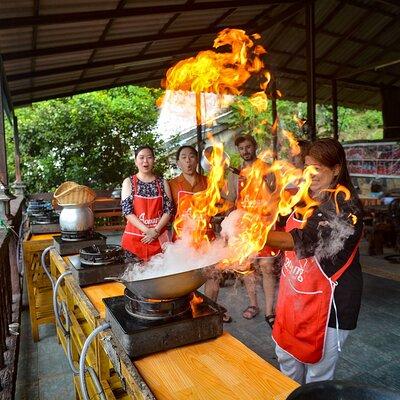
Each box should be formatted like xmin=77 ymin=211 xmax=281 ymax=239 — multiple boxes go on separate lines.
xmin=287 ymin=380 xmax=400 ymax=400
xmin=106 ymin=265 xmax=209 ymax=300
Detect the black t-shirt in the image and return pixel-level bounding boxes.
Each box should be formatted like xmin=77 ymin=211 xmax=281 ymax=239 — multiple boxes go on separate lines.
xmin=289 ymin=195 xmax=363 ymax=330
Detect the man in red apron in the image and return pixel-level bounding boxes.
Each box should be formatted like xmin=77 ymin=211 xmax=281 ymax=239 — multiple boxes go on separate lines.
xmin=264 ymin=138 xmax=363 ymax=384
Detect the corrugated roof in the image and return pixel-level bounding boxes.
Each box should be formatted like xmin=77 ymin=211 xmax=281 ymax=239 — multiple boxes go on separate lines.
xmin=0 ymin=0 xmax=399 ymax=109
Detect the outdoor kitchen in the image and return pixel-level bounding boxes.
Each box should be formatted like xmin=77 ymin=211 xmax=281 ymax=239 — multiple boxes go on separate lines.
xmin=1 ymin=1 xmax=400 ymax=400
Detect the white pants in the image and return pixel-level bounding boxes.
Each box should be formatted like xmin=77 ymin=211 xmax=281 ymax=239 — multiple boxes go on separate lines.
xmin=275 ymin=327 xmax=350 ymax=384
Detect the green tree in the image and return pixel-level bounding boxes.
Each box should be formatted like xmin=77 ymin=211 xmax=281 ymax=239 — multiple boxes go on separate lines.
xmin=16 ymin=85 xmax=166 ymax=194
xmin=225 ymin=96 xmax=383 ymax=146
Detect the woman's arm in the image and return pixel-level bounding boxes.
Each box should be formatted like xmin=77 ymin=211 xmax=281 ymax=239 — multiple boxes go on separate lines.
xmin=266 ymin=230 xmax=295 ymax=251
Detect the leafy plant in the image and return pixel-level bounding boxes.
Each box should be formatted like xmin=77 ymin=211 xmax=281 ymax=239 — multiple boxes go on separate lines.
xmin=15 ymin=86 xmax=167 ymax=194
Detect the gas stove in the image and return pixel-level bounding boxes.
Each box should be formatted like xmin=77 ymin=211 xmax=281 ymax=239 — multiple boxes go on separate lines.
xmin=27 ymin=199 xmax=61 ymax=234
xmin=29 ymin=211 xmax=60 ymax=234
xmin=103 ymin=290 xmax=223 ymax=359
xmin=67 ymin=244 xmax=127 ymax=286
xmin=53 ymin=231 xmax=106 ymax=256
xmin=27 ymin=199 xmax=53 ymax=216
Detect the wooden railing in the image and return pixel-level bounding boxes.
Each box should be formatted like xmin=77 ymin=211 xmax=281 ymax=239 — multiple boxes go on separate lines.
xmin=0 ymin=196 xmax=24 ymax=398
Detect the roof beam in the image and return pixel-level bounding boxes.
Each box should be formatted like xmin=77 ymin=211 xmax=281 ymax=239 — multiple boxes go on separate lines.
xmin=2 ymin=25 xmax=240 ymax=61
xmin=2 ymin=2 xmax=305 ymax=62
xmin=344 ymin=0 xmax=400 ymax=18
xmin=6 ymin=46 xmax=205 ymax=82
xmin=290 ymin=21 xmax=400 ymax=54
xmin=331 ymin=12 xmax=400 ymax=77
xmin=282 ymin=1 xmax=345 ymax=76
xmin=10 ymin=64 xmax=168 ymax=96
xmin=12 ymin=75 xmax=164 ymax=107
xmin=11 ymin=56 xmax=387 ymax=100
xmin=0 ymin=0 xmax=299 ymax=29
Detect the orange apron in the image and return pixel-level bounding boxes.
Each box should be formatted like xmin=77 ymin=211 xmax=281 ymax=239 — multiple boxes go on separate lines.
xmin=173 ymin=183 xmax=215 ymax=241
xmin=121 ymin=175 xmax=165 ymax=261
xmin=272 ymin=212 xmax=360 ymax=364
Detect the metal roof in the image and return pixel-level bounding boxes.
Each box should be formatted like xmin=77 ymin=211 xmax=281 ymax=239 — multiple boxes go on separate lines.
xmin=0 ymin=0 xmax=399 ymax=109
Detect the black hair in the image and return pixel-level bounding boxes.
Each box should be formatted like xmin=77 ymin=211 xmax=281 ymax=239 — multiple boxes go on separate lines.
xmin=176 ymin=145 xmax=198 ymax=161
xmin=134 ymin=145 xmax=154 ymax=158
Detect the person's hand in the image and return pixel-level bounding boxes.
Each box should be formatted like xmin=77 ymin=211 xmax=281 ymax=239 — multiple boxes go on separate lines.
xmin=141 ymin=228 xmax=159 ymax=244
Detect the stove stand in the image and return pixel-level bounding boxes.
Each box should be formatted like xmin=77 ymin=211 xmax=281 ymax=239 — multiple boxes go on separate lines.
xmin=103 ymin=291 xmax=224 ymax=359
xmin=67 ymin=244 xmax=126 ymax=286
xmin=53 ymin=232 xmax=106 ymax=255
xmin=68 ymin=255 xmax=127 ymax=287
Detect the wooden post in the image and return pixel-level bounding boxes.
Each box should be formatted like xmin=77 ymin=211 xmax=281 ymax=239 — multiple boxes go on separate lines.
xmin=271 ymin=80 xmax=278 ymax=161
xmin=0 ymin=72 xmax=8 ymax=186
xmin=13 ymin=116 xmax=22 ymax=183
xmin=195 ymin=92 xmax=203 ymax=172
xmin=306 ymin=0 xmax=316 ymax=142
xmin=332 ymin=79 xmax=339 ymax=140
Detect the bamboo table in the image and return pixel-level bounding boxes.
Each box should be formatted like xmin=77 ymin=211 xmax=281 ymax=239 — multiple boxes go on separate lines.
xmin=22 ymin=232 xmax=59 ymax=341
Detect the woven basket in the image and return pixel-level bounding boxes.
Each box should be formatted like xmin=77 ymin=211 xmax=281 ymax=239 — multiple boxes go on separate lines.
xmin=54 ymin=181 xmax=96 ymax=205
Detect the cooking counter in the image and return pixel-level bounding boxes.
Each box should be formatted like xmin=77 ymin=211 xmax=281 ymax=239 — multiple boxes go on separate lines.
xmin=50 ymin=249 xmax=299 ymax=400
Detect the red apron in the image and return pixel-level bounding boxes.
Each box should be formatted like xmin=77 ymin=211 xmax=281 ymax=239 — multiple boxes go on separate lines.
xmin=121 ymin=176 xmax=165 ymax=261
xmin=272 ymin=212 xmax=360 ymax=364
xmin=173 ymin=185 xmax=215 ymax=241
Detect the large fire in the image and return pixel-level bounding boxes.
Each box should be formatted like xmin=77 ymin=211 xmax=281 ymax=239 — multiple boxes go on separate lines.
xmin=158 ymin=28 xmax=349 ymax=270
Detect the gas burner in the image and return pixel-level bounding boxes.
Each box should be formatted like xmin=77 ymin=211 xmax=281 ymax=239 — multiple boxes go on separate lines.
xmin=61 ymin=229 xmax=93 ymax=242
xmin=79 ymin=244 xmax=124 ymax=266
xmin=124 ymin=289 xmax=191 ymax=321
xmin=53 ymin=232 xmax=106 ymax=256
xmin=30 ymin=212 xmax=59 ymax=225
xmin=103 ymin=291 xmax=224 ymax=359
xmin=27 ymin=199 xmax=53 ymax=216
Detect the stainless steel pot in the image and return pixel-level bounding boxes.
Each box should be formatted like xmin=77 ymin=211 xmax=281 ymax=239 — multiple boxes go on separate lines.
xmin=106 ymin=266 xmax=210 ymax=300
xmin=59 ymin=204 xmax=94 ymax=232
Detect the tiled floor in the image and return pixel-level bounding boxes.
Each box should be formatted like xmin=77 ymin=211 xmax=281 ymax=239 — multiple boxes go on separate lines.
xmin=15 ymin=236 xmax=400 ymax=398
xmin=15 ymin=310 xmax=74 ymax=400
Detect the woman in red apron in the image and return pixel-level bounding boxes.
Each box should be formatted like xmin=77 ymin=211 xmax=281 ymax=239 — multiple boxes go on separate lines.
xmin=121 ymin=146 xmax=174 ymax=262
xmin=263 ymin=138 xmax=363 ymax=384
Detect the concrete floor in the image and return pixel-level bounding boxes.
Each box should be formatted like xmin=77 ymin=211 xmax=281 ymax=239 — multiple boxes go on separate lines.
xmin=15 ymin=236 xmax=400 ymax=398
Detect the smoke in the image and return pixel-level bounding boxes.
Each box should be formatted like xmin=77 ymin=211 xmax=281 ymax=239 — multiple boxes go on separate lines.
xmin=121 ymin=236 xmax=231 ymax=282
xmin=314 ymin=211 xmax=355 ymax=261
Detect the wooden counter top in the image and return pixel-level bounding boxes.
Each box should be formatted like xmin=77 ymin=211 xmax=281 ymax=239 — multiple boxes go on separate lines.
xmin=83 ymin=282 xmax=124 ymax=318
xmin=82 ymin=282 xmax=299 ymax=400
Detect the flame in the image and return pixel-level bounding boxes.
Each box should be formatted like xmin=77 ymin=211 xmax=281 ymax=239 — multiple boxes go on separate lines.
xmin=190 ymin=293 xmax=205 ymax=317
xmin=293 ymin=115 xmax=307 ymax=130
xmin=282 ymin=129 xmax=301 ymax=156
xmin=173 ymin=138 xmax=229 ymax=247
xmin=162 ymin=28 xmax=267 ymax=96
xmin=163 ymin=29 xmax=270 ymax=248
xmin=159 ymin=29 xmax=356 ymax=273
xmin=323 ymin=184 xmax=351 ymax=214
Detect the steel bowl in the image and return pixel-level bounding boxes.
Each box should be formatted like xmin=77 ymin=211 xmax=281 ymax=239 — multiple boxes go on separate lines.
xmin=106 ymin=266 xmax=210 ymax=300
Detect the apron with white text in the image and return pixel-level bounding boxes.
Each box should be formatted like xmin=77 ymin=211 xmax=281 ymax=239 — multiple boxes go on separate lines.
xmin=121 ymin=175 xmax=165 ymax=261
xmin=272 ymin=212 xmax=359 ymax=363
